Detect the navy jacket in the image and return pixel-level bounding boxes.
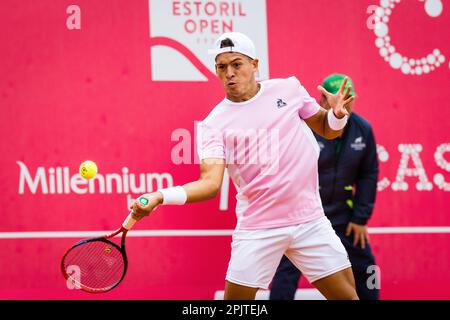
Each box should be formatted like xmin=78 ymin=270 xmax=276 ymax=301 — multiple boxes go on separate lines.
xmin=314 ymin=113 xmax=379 ymax=227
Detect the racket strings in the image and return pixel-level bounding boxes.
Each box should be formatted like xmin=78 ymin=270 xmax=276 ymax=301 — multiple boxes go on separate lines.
xmin=63 ymin=240 xmax=125 ymax=291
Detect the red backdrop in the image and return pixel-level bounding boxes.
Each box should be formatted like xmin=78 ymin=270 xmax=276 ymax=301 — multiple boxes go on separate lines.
xmin=0 ymin=0 xmax=449 ymax=299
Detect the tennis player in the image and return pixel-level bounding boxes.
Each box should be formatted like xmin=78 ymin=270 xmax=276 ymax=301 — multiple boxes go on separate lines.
xmin=131 ymin=32 xmax=358 ymax=300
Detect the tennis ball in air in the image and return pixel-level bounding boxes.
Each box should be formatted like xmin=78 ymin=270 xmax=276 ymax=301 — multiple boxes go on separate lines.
xmin=79 ymin=160 xmax=98 ymax=180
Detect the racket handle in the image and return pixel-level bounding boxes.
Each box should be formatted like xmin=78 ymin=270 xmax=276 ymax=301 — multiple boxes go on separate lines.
xmin=122 ymin=213 xmax=137 ymax=230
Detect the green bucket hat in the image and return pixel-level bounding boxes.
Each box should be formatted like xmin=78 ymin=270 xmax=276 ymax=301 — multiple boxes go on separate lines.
xmin=322 ymin=74 xmax=355 ymax=96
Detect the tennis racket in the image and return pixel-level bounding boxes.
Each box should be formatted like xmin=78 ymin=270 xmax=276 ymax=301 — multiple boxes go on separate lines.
xmin=61 ymin=197 xmax=149 ymax=293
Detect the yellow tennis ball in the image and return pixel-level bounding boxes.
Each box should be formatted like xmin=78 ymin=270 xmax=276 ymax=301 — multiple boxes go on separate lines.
xmin=79 ymin=160 xmax=98 ymax=180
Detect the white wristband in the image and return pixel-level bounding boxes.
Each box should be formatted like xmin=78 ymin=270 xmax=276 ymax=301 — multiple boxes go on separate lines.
xmin=157 ymin=186 xmax=187 ymax=205
xmin=327 ymin=109 xmax=348 ymax=131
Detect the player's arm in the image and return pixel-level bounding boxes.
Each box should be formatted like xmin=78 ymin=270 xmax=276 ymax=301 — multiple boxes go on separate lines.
xmin=182 ymin=158 xmax=226 ymax=202
xmin=130 ymin=158 xmax=225 ymax=220
xmin=304 ymin=108 xmax=343 ymax=139
xmin=304 ymin=77 xmax=354 ymax=140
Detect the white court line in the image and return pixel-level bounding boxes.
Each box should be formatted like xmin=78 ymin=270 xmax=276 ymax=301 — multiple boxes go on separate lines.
xmin=0 ymin=227 xmax=450 ymax=239
xmin=369 ymin=227 xmax=450 ymax=234
xmin=0 ymin=230 xmax=233 ymax=239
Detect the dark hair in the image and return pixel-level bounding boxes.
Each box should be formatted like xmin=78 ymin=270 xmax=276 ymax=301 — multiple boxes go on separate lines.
xmin=220 ymin=38 xmax=234 ymax=48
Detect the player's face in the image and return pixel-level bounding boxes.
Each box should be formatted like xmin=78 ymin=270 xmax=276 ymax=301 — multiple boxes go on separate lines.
xmin=215 ymin=52 xmax=259 ymax=102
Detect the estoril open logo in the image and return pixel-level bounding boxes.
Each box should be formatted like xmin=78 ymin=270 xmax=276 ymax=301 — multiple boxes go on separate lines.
xmin=369 ymin=0 xmax=447 ymax=76
xmin=148 ymin=0 xmax=269 ymax=81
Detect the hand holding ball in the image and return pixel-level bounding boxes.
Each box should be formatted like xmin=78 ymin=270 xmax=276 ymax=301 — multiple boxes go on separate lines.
xmin=79 ymin=160 xmax=98 ymax=180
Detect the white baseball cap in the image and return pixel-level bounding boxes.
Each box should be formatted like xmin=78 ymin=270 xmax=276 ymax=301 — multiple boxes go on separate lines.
xmin=208 ymin=32 xmax=256 ymax=60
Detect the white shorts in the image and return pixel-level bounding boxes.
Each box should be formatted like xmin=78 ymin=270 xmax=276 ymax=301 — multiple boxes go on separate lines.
xmin=226 ymin=216 xmax=351 ymax=289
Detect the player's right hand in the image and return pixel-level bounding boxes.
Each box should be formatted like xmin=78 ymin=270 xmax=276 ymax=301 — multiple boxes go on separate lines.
xmin=130 ymin=192 xmax=163 ymax=220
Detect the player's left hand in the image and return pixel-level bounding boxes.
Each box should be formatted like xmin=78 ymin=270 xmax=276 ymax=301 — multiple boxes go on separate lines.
xmin=318 ymin=76 xmax=354 ymax=119
xmin=346 ymin=222 xmax=369 ymax=249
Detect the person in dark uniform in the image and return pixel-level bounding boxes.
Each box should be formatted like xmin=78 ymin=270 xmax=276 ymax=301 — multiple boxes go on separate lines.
xmin=270 ymin=74 xmax=380 ymax=300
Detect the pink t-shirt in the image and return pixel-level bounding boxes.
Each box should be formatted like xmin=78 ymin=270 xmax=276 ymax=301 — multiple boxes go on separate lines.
xmin=197 ymin=76 xmax=324 ymax=230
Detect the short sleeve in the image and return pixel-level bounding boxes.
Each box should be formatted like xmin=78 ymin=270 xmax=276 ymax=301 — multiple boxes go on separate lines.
xmin=196 ymin=121 xmax=226 ymax=160
xmin=292 ymin=77 xmax=321 ymax=119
